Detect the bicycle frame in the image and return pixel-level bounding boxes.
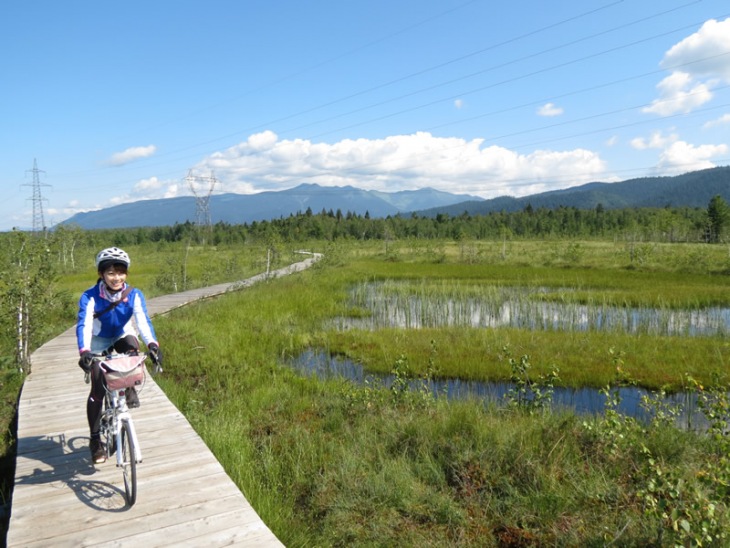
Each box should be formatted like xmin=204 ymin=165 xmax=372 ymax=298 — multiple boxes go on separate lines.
xmin=101 ymin=387 xmax=143 ymax=465
xmin=85 ymin=351 xmax=159 ymax=506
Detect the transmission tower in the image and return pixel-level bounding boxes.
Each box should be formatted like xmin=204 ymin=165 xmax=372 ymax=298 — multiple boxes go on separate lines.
xmin=23 ymin=158 xmax=51 ymax=233
xmin=185 ymin=169 xmax=217 ymax=228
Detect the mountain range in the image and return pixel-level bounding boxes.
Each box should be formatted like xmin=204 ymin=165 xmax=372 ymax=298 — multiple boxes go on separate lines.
xmin=418 ymin=166 xmax=730 ymax=218
xmin=60 ymin=166 xmax=730 ymax=229
xmin=60 ymin=184 xmax=484 ymax=229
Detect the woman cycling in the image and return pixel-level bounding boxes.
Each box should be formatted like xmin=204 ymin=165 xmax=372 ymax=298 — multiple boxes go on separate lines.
xmin=76 ymin=247 xmax=162 ymax=464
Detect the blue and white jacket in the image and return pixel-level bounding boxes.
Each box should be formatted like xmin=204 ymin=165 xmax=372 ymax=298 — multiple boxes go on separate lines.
xmin=76 ymin=281 xmax=158 ymax=354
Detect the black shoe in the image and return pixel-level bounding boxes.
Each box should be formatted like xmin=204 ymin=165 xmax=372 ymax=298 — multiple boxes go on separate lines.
xmin=125 ymin=386 xmax=140 ymax=408
xmin=90 ymin=438 xmax=106 ymax=464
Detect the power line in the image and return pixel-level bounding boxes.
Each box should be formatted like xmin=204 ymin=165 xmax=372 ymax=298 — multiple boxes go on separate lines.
xmin=53 ymin=57 xmax=729 ymax=200
xmin=276 ymin=1 xmax=702 ymax=138
xmin=301 ymin=16 xmax=730 ymax=141
xmin=204 ymin=0 xmax=629 ymax=145
xmin=50 ymin=0 xmax=633 ymax=179
xmin=425 ymin=52 xmax=730 ymax=134
xmin=108 ymin=0 xmax=486 ymax=144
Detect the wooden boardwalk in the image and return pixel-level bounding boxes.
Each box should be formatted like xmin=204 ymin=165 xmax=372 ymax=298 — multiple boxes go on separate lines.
xmin=8 ymin=254 xmax=320 ymax=547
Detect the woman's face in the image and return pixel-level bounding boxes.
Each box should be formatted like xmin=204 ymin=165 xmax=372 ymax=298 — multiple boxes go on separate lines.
xmin=101 ymin=264 xmax=127 ymax=292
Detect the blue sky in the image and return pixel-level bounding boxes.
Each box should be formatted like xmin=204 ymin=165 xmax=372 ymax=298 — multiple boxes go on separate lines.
xmin=2 ymin=0 xmax=729 ymax=231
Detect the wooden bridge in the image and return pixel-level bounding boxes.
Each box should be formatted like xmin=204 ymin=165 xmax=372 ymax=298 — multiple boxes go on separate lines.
xmin=7 ymin=255 xmax=320 ymax=546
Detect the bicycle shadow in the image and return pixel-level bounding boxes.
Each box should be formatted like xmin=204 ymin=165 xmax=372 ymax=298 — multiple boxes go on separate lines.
xmin=14 ymin=433 xmax=130 ymax=512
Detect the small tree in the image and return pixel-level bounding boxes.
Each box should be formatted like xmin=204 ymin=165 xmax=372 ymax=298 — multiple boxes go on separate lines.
xmin=707 ymin=195 xmax=730 ymax=243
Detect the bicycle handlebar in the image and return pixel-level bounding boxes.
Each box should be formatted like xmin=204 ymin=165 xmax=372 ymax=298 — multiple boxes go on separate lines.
xmin=88 ymin=351 xmax=146 ymax=359
xmin=83 ymin=352 xmax=163 ymax=377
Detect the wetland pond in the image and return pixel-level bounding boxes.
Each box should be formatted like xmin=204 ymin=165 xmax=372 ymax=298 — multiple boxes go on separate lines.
xmin=287 ymin=282 xmax=728 ymax=427
xmin=333 ymin=282 xmax=730 ymax=337
xmin=290 ymin=350 xmax=705 ymax=427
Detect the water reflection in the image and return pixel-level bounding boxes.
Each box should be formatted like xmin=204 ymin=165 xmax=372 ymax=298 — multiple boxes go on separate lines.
xmin=336 ymin=283 xmax=730 ymax=337
xmin=289 ymin=350 xmax=705 ymax=428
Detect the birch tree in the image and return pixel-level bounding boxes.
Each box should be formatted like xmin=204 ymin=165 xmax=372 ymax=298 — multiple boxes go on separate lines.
xmin=0 ymin=231 xmax=58 ymax=373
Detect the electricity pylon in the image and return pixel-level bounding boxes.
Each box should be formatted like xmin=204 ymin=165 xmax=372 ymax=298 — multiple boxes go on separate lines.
xmin=23 ymin=159 xmax=51 ymax=233
xmin=185 ymin=169 xmax=217 ymax=241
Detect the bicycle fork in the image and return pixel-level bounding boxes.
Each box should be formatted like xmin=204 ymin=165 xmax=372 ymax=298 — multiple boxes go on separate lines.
xmin=115 ymin=410 xmax=143 ymax=464
xmin=106 ymin=392 xmax=143 ymax=464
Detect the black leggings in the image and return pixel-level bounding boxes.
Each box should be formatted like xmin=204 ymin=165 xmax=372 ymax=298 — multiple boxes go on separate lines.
xmin=87 ymin=335 xmax=140 ymax=436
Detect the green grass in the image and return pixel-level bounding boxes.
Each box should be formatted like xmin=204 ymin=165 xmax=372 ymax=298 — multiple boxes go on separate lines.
xmin=151 ymin=243 xmax=730 ymax=545
xmin=0 ymin=370 xmax=23 ymax=517
xmin=56 ymin=241 xmax=294 ymax=298
xmin=326 ymin=327 xmax=730 ymax=390
xmin=351 ymin=259 xmax=730 ymax=307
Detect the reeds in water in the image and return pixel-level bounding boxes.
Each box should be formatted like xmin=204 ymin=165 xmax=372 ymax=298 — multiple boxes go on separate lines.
xmin=344 ymin=281 xmax=730 ymax=337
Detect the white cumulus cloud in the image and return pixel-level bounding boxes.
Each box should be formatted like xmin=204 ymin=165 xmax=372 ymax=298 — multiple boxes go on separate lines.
xmin=108 ymin=145 xmax=157 ymax=166
xmin=538 ymin=102 xmax=563 ymax=117
xmin=662 ymin=18 xmax=730 ymax=80
xmin=105 ymin=177 xmax=181 ymax=208
xmin=630 ymin=129 xmax=727 ymax=174
xmin=191 ymin=130 xmax=607 ymax=199
xmin=656 ymin=141 xmax=729 ymax=174
xmin=630 ymin=130 xmax=679 ymax=150
xmin=642 ymin=72 xmax=713 ymax=116
xmin=644 ymin=18 xmax=730 ymax=116
xmin=703 ymin=113 xmax=730 ymax=129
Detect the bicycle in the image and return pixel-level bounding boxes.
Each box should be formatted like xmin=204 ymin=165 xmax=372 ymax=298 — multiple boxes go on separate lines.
xmin=85 ymin=351 xmax=162 ymax=506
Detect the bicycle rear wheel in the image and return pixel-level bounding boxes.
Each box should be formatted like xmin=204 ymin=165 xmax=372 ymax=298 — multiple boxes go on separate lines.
xmin=120 ymin=418 xmax=137 ymax=506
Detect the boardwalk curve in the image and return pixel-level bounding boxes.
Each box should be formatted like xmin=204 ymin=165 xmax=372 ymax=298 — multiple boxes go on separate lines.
xmin=8 ymin=253 xmax=321 ymax=547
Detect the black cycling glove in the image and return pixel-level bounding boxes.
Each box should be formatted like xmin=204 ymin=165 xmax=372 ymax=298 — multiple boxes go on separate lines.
xmin=78 ymin=351 xmax=94 ymax=373
xmin=148 ymin=343 xmax=163 ymax=366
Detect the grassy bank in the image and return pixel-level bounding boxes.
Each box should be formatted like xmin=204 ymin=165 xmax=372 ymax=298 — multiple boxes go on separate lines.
xmin=152 ymin=242 xmax=730 ymax=546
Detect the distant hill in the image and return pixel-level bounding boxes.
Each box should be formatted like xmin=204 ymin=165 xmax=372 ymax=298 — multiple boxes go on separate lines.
xmin=416 ymin=166 xmax=730 ymax=218
xmin=59 ymin=167 xmax=730 ymax=229
xmin=59 ymin=184 xmax=484 ymax=229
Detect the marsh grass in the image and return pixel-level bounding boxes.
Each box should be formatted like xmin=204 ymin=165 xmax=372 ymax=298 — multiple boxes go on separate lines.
xmin=56 ymin=241 xmax=303 ymax=298
xmin=327 ymin=326 xmax=730 ymax=390
xmin=352 ymin=259 xmax=730 ymax=307
xmin=153 ymin=244 xmax=730 ymax=545
xmin=0 ymin=370 xmax=23 ymax=522
xmin=325 ymin=260 xmax=730 ymax=391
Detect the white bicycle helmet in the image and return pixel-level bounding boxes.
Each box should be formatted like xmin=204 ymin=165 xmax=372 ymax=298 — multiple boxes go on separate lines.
xmin=95 ymin=247 xmax=131 ymax=269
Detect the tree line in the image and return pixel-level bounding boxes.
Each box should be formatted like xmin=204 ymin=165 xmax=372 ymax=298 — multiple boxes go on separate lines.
xmin=86 ymin=197 xmax=729 ymax=246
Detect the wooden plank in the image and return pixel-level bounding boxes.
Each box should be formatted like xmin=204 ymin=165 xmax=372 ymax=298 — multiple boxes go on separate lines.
xmin=5 ymin=256 xmax=321 ymax=547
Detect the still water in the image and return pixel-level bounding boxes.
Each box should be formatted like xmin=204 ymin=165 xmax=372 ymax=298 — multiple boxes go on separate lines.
xmin=335 ymin=283 xmax=730 ymax=337
xmin=289 ymin=350 xmax=705 ymax=428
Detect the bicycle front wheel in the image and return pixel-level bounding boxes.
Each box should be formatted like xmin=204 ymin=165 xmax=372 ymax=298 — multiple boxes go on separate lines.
xmin=120 ymin=419 xmax=137 ymax=506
